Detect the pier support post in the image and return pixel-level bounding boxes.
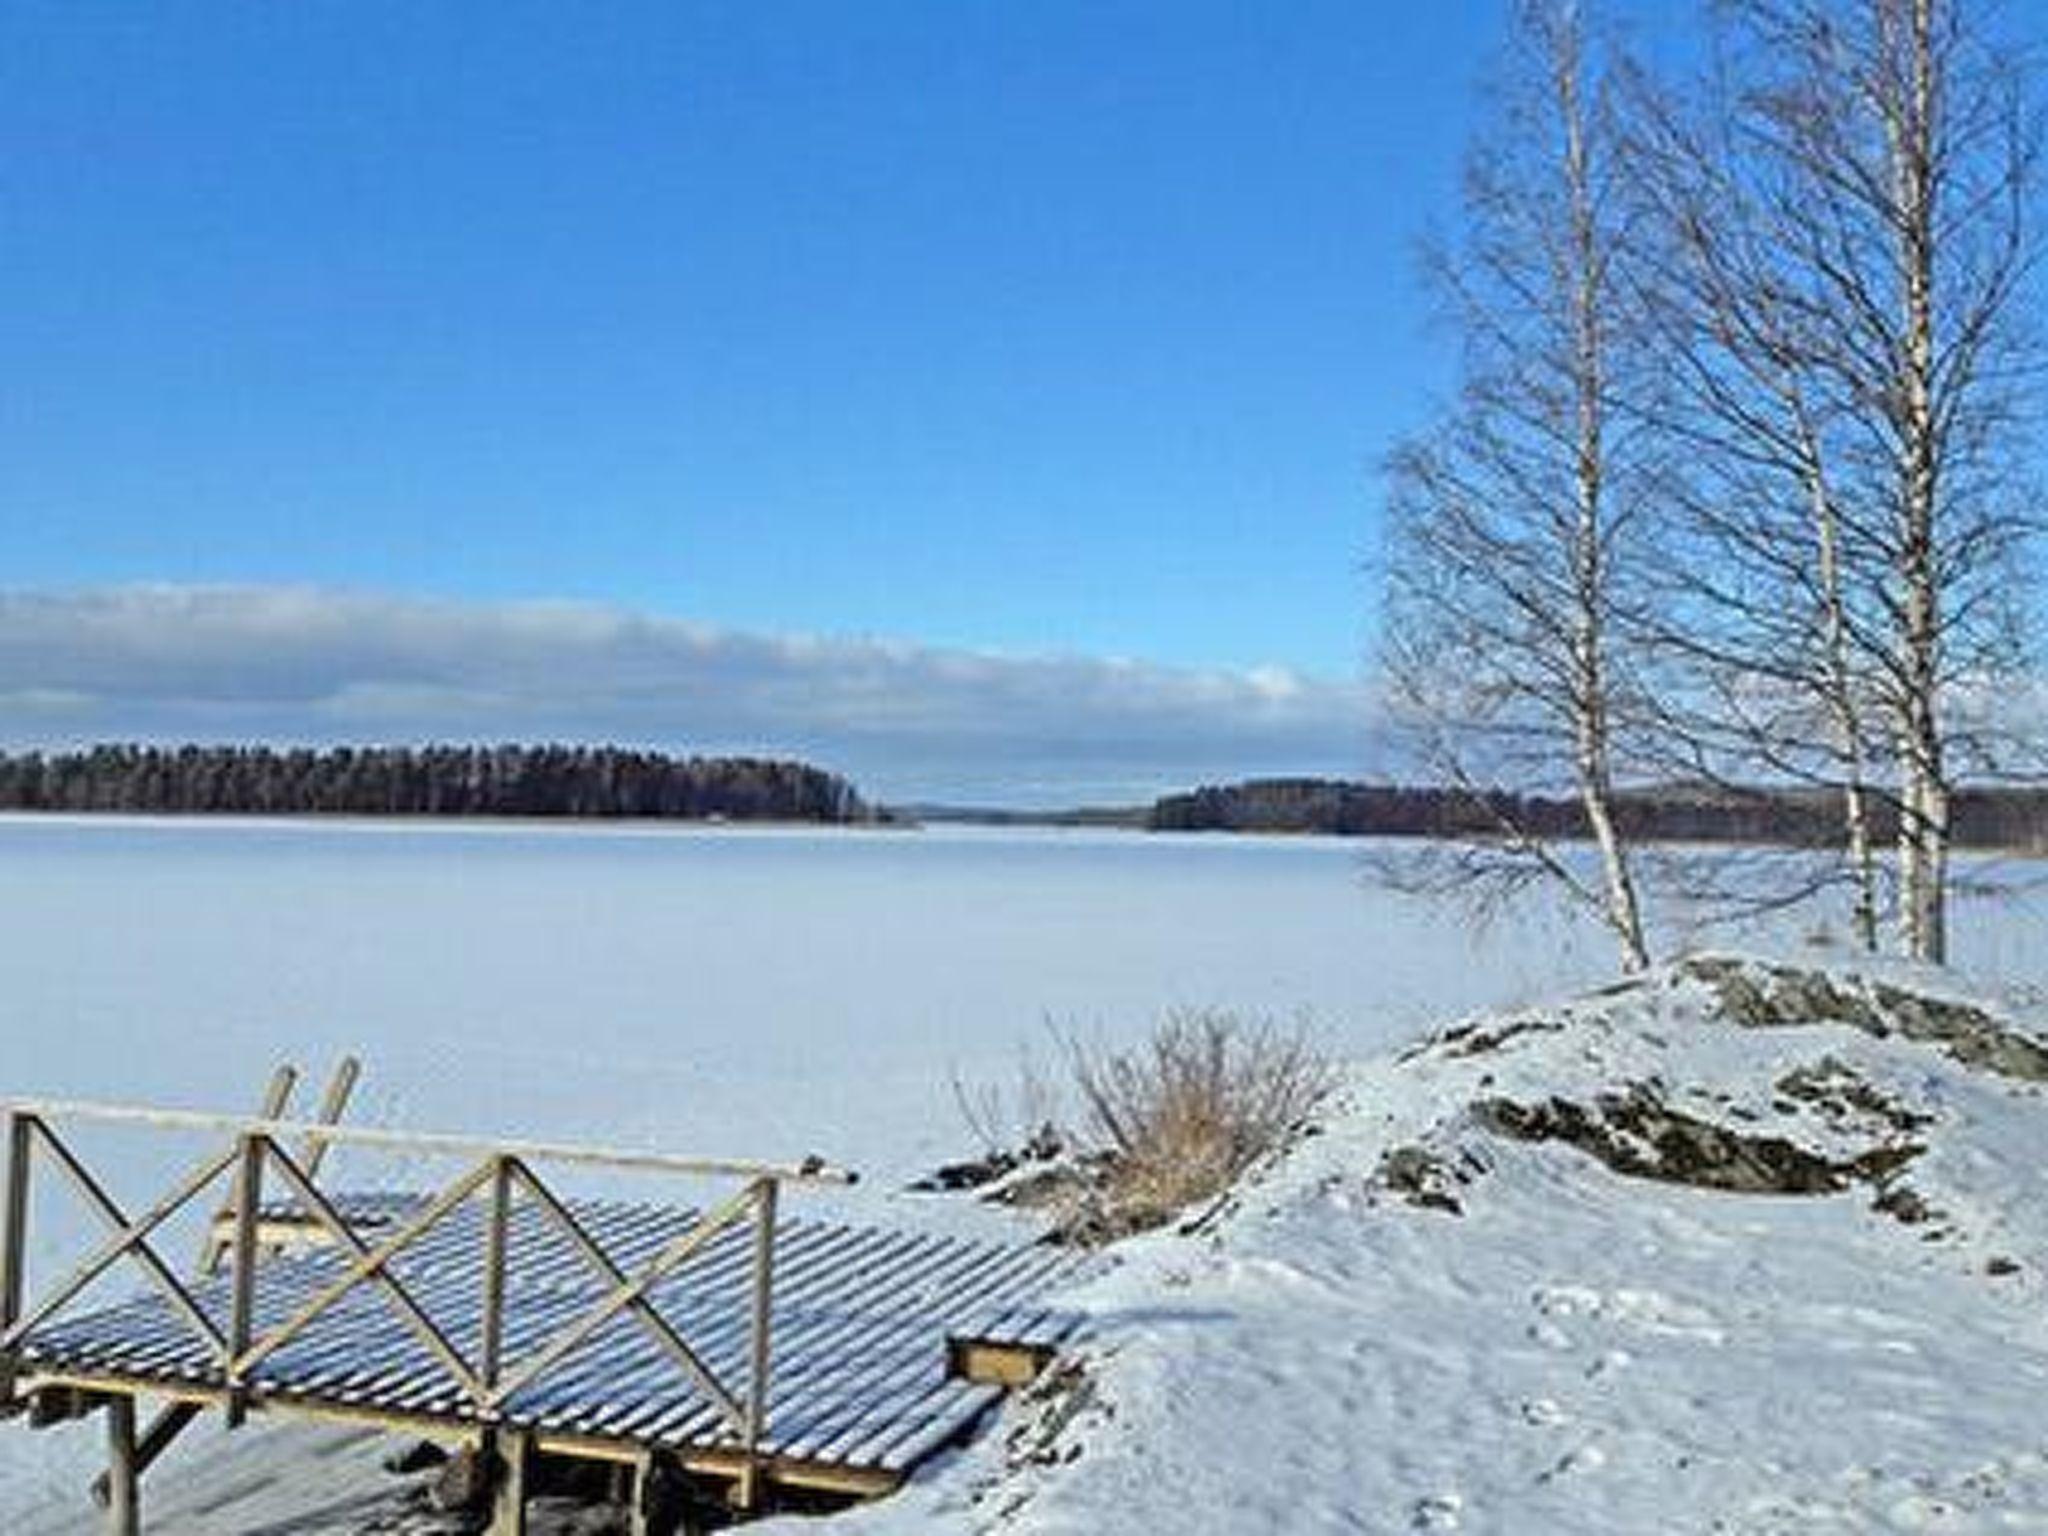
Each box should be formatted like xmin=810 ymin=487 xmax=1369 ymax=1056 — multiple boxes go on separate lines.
xmin=488 ymin=1429 xmax=529 ymax=1536
xmin=104 ymin=1395 xmax=139 ymax=1536
xmin=735 ymin=1174 xmax=778 ymax=1515
xmin=630 ymin=1446 xmax=678 ymax=1536
xmin=223 ymin=1132 xmax=264 ymax=1430
xmin=1 ymin=1111 xmax=33 ymax=1409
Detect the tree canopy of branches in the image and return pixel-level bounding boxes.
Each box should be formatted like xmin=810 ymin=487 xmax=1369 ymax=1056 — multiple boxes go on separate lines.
xmin=1640 ymin=0 xmax=2040 ymax=963
xmin=1381 ymin=0 xmax=2039 ymax=969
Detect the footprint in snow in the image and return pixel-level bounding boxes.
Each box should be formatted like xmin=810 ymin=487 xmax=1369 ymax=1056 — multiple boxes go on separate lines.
xmin=1532 ymin=1284 xmax=1603 ymax=1317
xmin=1887 ymin=1493 xmax=1966 ymax=1528
xmin=1411 ymin=1492 xmax=1463 ymax=1529
xmin=1537 ymin=1443 xmax=1607 ymax=1484
xmin=1584 ymin=1348 xmax=1632 ymax=1379
xmin=1519 ymin=1397 xmax=1568 ymax=1426
xmin=1532 ymin=1284 xmax=1727 ymax=1344
xmin=1607 ymin=1288 xmax=1727 ymax=1343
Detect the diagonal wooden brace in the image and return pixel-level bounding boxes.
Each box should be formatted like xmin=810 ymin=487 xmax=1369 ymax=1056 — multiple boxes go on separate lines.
xmin=236 ymin=1142 xmax=488 ymax=1402
xmin=485 ymin=1161 xmax=754 ymax=1430
xmin=2 ymin=1128 xmax=236 ymax=1361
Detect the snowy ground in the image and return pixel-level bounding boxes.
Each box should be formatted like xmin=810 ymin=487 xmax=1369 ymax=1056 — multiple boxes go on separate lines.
xmin=25 ymin=947 xmax=2047 ymax=1533
xmin=811 ymin=954 xmax=2048 ymax=1534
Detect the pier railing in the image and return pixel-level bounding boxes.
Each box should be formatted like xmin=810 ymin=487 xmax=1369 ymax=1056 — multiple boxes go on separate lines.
xmin=0 ymin=1097 xmax=854 ymax=1469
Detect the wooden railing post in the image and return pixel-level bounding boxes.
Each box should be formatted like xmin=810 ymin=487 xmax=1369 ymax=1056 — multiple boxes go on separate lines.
xmin=739 ymin=1175 xmax=779 ymax=1509
xmin=224 ymin=1132 xmax=264 ymax=1427
xmin=0 ymin=1111 xmax=32 ymax=1407
xmin=479 ymin=1155 xmax=512 ymax=1397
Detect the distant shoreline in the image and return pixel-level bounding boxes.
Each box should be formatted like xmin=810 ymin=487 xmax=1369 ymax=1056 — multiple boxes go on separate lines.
xmin=0 ymin=743 xmax=875 ymax=826
xmin=1140 ymin=776 xmax=2048 ymax=855
xmin=7 ymin=753 xmax=2047 ymax=855
xmin=0 ymin=807 xmax=921 ymax=836
xmin=6 ymin=812 xmax=2037 ymax=869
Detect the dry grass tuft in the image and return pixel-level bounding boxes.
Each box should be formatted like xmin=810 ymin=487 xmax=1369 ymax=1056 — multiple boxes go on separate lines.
xmin=1058 ymin=1009 xmax=1337 ymax=1240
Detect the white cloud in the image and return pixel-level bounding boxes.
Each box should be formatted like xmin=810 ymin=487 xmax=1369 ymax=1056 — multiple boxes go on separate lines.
xmin=0 ymin=586 xmax=1377 ymax=804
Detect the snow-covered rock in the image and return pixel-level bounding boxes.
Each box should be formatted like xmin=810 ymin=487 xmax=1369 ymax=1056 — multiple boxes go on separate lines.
xmin=811 ymin=953 xmax=2048 ymax=1534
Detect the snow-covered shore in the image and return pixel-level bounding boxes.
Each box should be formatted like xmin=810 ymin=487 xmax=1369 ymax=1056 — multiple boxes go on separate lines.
xmin=20 ymin=951 xmax=2048 ymax=1533
xmin=804 ymin=953 xmax=2048 ymax=1534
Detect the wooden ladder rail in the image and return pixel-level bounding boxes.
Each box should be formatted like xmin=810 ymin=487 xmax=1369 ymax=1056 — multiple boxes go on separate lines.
xmin=195 ymin=1055 xmax=360 ymax=1276
xmin=95 ymin=1057 xmax=361 ymax=1508
xmin=297 ymin=1055 xmax=361 ymax=1181
xmin=193 ymin=1063 xmax=299 ymax=1274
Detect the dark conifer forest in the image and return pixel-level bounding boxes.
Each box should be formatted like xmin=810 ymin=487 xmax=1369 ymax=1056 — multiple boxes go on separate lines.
xmin=0 ymin=744 xmax=872 ymax=823
xmin=1148 ymin=778 xmax=2048 ymax=852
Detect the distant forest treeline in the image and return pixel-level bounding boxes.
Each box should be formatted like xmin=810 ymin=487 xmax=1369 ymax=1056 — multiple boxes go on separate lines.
xmin=1149 ymin=777 xmax=2048 ymax=852
xmin=0 ymin=745 xmax=872 ymax=823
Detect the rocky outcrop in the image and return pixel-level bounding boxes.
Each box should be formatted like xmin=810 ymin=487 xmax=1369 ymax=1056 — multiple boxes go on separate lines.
xmin=1678 ymin=954 xmax=2048 ymax=1081
xmin=1473 ymin=1084 xmax=1919 ymax=1198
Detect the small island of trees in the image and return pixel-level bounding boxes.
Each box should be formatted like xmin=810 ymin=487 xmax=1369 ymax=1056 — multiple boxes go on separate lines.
xmin=0 ymin=744 xmax=873 ymax=824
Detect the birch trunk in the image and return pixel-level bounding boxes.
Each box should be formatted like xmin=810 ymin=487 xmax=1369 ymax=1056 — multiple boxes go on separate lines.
xmin=1378 ymin=0 xmax=1657 ymax=976
xmin=1891 ymin=0 xmax=1951 ymax=963
xmin=1801 ymin=416 xmax=1882 ymax=953
xmin=1562 ymin=18 xmax=1651 ymax=973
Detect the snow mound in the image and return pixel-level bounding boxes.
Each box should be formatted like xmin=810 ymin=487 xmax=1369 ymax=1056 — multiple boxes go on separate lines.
xmin=804 ymin=953 xmax=2048 ymax=1535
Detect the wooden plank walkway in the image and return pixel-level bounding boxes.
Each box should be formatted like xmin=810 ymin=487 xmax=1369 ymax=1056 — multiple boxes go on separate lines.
xmin=17 ymin=1189 xmax=1081 ymax=1484
xmin=0 ymin=1089 xmax=1090 ymax=1533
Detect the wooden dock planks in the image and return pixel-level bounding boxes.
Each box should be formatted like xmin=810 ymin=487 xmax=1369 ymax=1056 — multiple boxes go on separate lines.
xmin=14 ymin=1187 xmax=1085 ymax=1498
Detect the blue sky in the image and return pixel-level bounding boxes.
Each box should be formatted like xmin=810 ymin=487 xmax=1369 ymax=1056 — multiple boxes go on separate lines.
xmin=0 ymin=2 xmax=1507 ymax=798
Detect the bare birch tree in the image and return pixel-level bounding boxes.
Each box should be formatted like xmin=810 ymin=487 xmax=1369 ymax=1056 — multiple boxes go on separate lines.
xmin=1651 ymin=0 xmax=2038 ymax=963
xmin=1381 ymin=0 xmax=1654 ymax=972
xmin=1625 ymin=47 xmax=1895 ymax=951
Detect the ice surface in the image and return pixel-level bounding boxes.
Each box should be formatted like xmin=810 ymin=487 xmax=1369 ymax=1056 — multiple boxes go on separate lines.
xmin=0 ymin=816 xmax=1631 ymax=1196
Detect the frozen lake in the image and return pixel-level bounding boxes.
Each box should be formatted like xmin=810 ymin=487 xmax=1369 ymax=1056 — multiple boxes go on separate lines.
xmin=1 ymin=814 xmax=2042 ymax=1194
xmin=0 ymin=815 xmax=1614 ymax=1196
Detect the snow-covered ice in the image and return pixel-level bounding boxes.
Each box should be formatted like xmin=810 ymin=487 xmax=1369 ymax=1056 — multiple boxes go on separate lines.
xmin=0 ymin=815 xmax=1619 ymax=1190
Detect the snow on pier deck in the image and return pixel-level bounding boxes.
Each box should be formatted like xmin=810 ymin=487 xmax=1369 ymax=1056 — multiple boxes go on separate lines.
xmin=0 ymin=1094 xmax=1087 ymax=1532
xmin=15 ymin=1190 xmax=1080 ymax=1493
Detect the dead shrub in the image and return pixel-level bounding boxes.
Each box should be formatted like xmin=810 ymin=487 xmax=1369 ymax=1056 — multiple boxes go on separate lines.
xmin=949 ymin=1052 xmax=1062 ymax=1162
xmin=1058 ymin=1009 xmax=1337 ymax=1240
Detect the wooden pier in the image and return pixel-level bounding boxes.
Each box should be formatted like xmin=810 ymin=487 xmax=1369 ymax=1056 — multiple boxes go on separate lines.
xmin=0 ymin=1075 xmax=1082 ymax=1534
